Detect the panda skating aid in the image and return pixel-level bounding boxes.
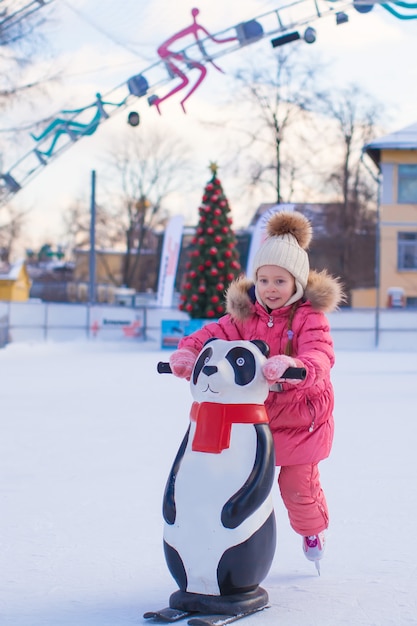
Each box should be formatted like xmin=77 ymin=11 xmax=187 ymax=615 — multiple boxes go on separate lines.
xmin=145 ymin=339 xmax=305 ymax=624
xmin=143 ymin=605 xmax=267 ymax=625
xmin=143 ymin=607 xmax=193 ymax=622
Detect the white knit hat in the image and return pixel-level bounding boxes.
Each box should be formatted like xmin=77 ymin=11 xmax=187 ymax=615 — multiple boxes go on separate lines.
xmin=252 ymin=211 xmax=312 ymax=307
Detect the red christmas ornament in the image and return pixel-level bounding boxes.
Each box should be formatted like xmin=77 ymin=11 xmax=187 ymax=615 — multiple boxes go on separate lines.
xmin=216 ymin=282 xmax=225 ymax=292
xmin=227 ymin=273 xmax=235 ymax=281
xmin=198 ymin=284 xmax=206 ymax=293
xmin=207 ymin=310 xmax=216 ymax=318
xmin=214 ymin=208 xmax=222 ymax=216
xmin=211 ymin=295 xmax=220 ymax=303
xmin=210 ymin=268 xmax=219 ymax=276
xmin=211 ymin=194 xmax=219 ymax=203
xmin=186 ymin=303 xmax=193 ymax=312
xmin=216 ymin=305 xmax=224 ymax=313
xmin=224 ymin=250 xmax=232 ymax=258
xmin=206 ymin=183 xmax=213 ymax=191
xmin=191 ymin=294 xmax=199 ymax=302
xmin=184 ymin=282 xmax=192 ymax=290
xmin=221 ymin=226 xmax=229 ymax=234
xmin=214 ymin=235 xmax=222 ymax=244
xmin=207 ymin=227 xmax=214 ymax=235
xmin=214 ymin=178 xmax=220 ymax=185
xmin=217 ymin=260 xmax=225 ymax=268
xmin=209 ymin=246 xmax=218 ymax=255
xmin=198 ymin=264 xmax=205 ymax=272
xmin=205 ymin=259 xmax=212 ymax=267
xmin=198 ymin=237 xmax=205 ymax=245
xmin=227 ymin=217 xmax=233 ymax=224
xmin=190 ymin=270 xmax=197 ymax=278
xmin=212 ymin=219 xmax=219 ymax=226
xmin=219 ymin=200 xmax=227 ymax=208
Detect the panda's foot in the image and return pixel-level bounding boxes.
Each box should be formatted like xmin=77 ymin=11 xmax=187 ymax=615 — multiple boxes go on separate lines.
xmin=169 ymin=586 xmax=269 ymax=615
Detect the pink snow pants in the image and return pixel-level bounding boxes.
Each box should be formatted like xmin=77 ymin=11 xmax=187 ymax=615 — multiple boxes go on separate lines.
xmin=278 ymin=463 xmax=329 ymax=536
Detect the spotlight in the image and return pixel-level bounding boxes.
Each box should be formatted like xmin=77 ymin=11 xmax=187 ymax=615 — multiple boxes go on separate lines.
xmin=127 ymin=111 xmax=140 ymax=127
xmin=336 ymin=11 xmax=349 ymax=24
xmin=1 ymin=173 xmax=21 ymax=193
xmin=271 ymin=31 xmax=300 ymax=48
xmin=353 ymin=1 xmax=374 ymax=13
xmin=303 ymin=27 xmax=316 ymax=44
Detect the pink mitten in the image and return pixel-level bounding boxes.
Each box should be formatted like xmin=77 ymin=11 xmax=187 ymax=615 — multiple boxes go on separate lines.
xmin=169 ymin=347 xmax=198 ymax=379
xmin=262 ymin=354 xmax=302 ymax=385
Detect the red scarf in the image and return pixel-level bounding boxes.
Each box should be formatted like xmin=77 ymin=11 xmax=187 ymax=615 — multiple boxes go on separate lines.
xmin=190 ymin=401 xmax=269 ymax=454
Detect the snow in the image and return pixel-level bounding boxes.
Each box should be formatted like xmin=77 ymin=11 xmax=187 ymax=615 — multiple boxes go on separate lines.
xmin=1 ymin=340 xmax=417 ymax=626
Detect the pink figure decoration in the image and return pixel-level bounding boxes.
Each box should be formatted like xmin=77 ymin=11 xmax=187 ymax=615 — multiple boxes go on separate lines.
xmin=152 ymin=8 xmax=237 ymax=114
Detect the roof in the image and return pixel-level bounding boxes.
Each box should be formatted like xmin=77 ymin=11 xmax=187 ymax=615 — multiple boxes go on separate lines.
xmin=0 ymin=259 xmax=26 ymax=281
xmin=363 ymin=122 xmax=417 ymax=167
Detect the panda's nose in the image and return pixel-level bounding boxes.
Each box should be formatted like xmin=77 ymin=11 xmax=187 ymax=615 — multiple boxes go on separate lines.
xmin=202 ymin=365 xmax=218 ymax=376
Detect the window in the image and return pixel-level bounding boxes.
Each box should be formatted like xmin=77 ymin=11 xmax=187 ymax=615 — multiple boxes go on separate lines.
xmin=398 ymin=164 xmax=417 ymax=203
xmin=398 ymin=232 xmax=417 ymax=270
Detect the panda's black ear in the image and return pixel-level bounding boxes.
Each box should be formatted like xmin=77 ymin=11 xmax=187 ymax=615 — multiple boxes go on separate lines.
xmin=203 ymin=337 xmax=218 ymax=347
xmin=250 ymin=339 xmax=270 ymax=358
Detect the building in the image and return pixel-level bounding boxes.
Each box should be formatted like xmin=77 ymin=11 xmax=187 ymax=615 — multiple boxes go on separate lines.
xmin=0 ymin=259 xmax=31 ymax=301
xmin=364 ymin=123 xmax=417 ymax=308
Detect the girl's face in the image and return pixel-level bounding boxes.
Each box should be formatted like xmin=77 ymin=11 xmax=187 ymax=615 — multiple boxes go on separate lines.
xmin=256 ymin=265 xmax=296 ymax=310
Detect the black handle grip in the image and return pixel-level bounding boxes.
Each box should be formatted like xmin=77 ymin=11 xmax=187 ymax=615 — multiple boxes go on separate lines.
xmin=157 ymin=362 xmax=306 ymax=379
xmin=157 ymin=361 xmax=173 ymax=374
xmin=282 ymin=366 xmax=306 ymax=380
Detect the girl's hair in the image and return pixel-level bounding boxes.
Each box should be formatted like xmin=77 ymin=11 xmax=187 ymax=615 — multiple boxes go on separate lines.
xmin=284 ymin=301 xmax=300 ymax=356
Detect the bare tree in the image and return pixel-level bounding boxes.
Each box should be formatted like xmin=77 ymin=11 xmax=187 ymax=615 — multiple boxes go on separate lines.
xmin=0 ymin=1 xmax=57 ymax=111
xmin=0 ymin=204 xmax=26 ymax=261
xmin=0 ymin=1 xmax=59 ymax=256
xmin=319 ymin=83 xmax=383 ymax=295
xmin=62 ymin=126 xmax=192 ymax=289
xmin=210 ymin=46 xmax=327 ymax=205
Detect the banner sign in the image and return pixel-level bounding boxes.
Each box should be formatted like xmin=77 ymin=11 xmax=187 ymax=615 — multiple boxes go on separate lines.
xmin=90 ymin=306 xmax=145 ymax=340
xmin=157 ymin=215 xmax=184 ymax=308
xmin=161 ymin=319 xmax=210 ymax=349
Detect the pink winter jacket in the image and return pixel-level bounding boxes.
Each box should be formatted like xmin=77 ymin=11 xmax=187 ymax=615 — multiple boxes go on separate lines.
xmin=177 ymin=270 xmax=344 ymax=466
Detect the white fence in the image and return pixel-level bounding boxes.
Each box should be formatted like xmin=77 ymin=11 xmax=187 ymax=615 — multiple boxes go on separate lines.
xmin=0 ymin=300 xmax=416 ymax=351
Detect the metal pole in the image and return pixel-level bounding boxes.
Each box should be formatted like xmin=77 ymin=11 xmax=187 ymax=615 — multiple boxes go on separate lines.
xmin=374 ymin=173 xmax=381 ymax=348
xmin=89 ymin=170 xmax=96 ymax=304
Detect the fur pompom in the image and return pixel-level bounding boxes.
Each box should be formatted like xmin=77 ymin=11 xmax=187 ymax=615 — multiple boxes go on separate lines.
xmin=266 ymin=211 xmax=312 ymax=250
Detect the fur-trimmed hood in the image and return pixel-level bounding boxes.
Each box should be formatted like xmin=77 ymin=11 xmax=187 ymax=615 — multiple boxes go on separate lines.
xmin=226 ymin=270 xmax=345 ymax=322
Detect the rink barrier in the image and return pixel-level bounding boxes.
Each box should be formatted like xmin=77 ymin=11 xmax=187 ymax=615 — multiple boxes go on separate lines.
xmin=0 ymin=300 xmax=416 ymax=351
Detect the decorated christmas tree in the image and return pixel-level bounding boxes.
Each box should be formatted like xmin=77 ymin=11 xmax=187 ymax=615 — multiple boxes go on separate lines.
xmin=179 ymin=163 xmax=242 ymax=319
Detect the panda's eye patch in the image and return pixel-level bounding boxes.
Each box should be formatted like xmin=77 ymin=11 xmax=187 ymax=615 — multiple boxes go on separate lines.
xmin=226 ymin=347 xmax=256 ymax=386
xmin=193 ymin=347 xmax=213 ymax=384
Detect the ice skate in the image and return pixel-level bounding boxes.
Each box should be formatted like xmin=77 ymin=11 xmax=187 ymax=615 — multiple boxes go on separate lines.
xmin=302 ymin=532 xmax=325 ymax=574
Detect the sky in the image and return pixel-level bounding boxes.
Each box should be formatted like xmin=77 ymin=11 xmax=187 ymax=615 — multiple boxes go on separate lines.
xmin=1 ymin=338 xmax=417 ymax=625
xmin=2 ymin=0 xmax=417 ymax=253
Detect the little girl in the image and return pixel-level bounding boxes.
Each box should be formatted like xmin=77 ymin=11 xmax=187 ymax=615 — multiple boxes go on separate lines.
xmin=169 ymin=210 xmax=344 ymax=571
